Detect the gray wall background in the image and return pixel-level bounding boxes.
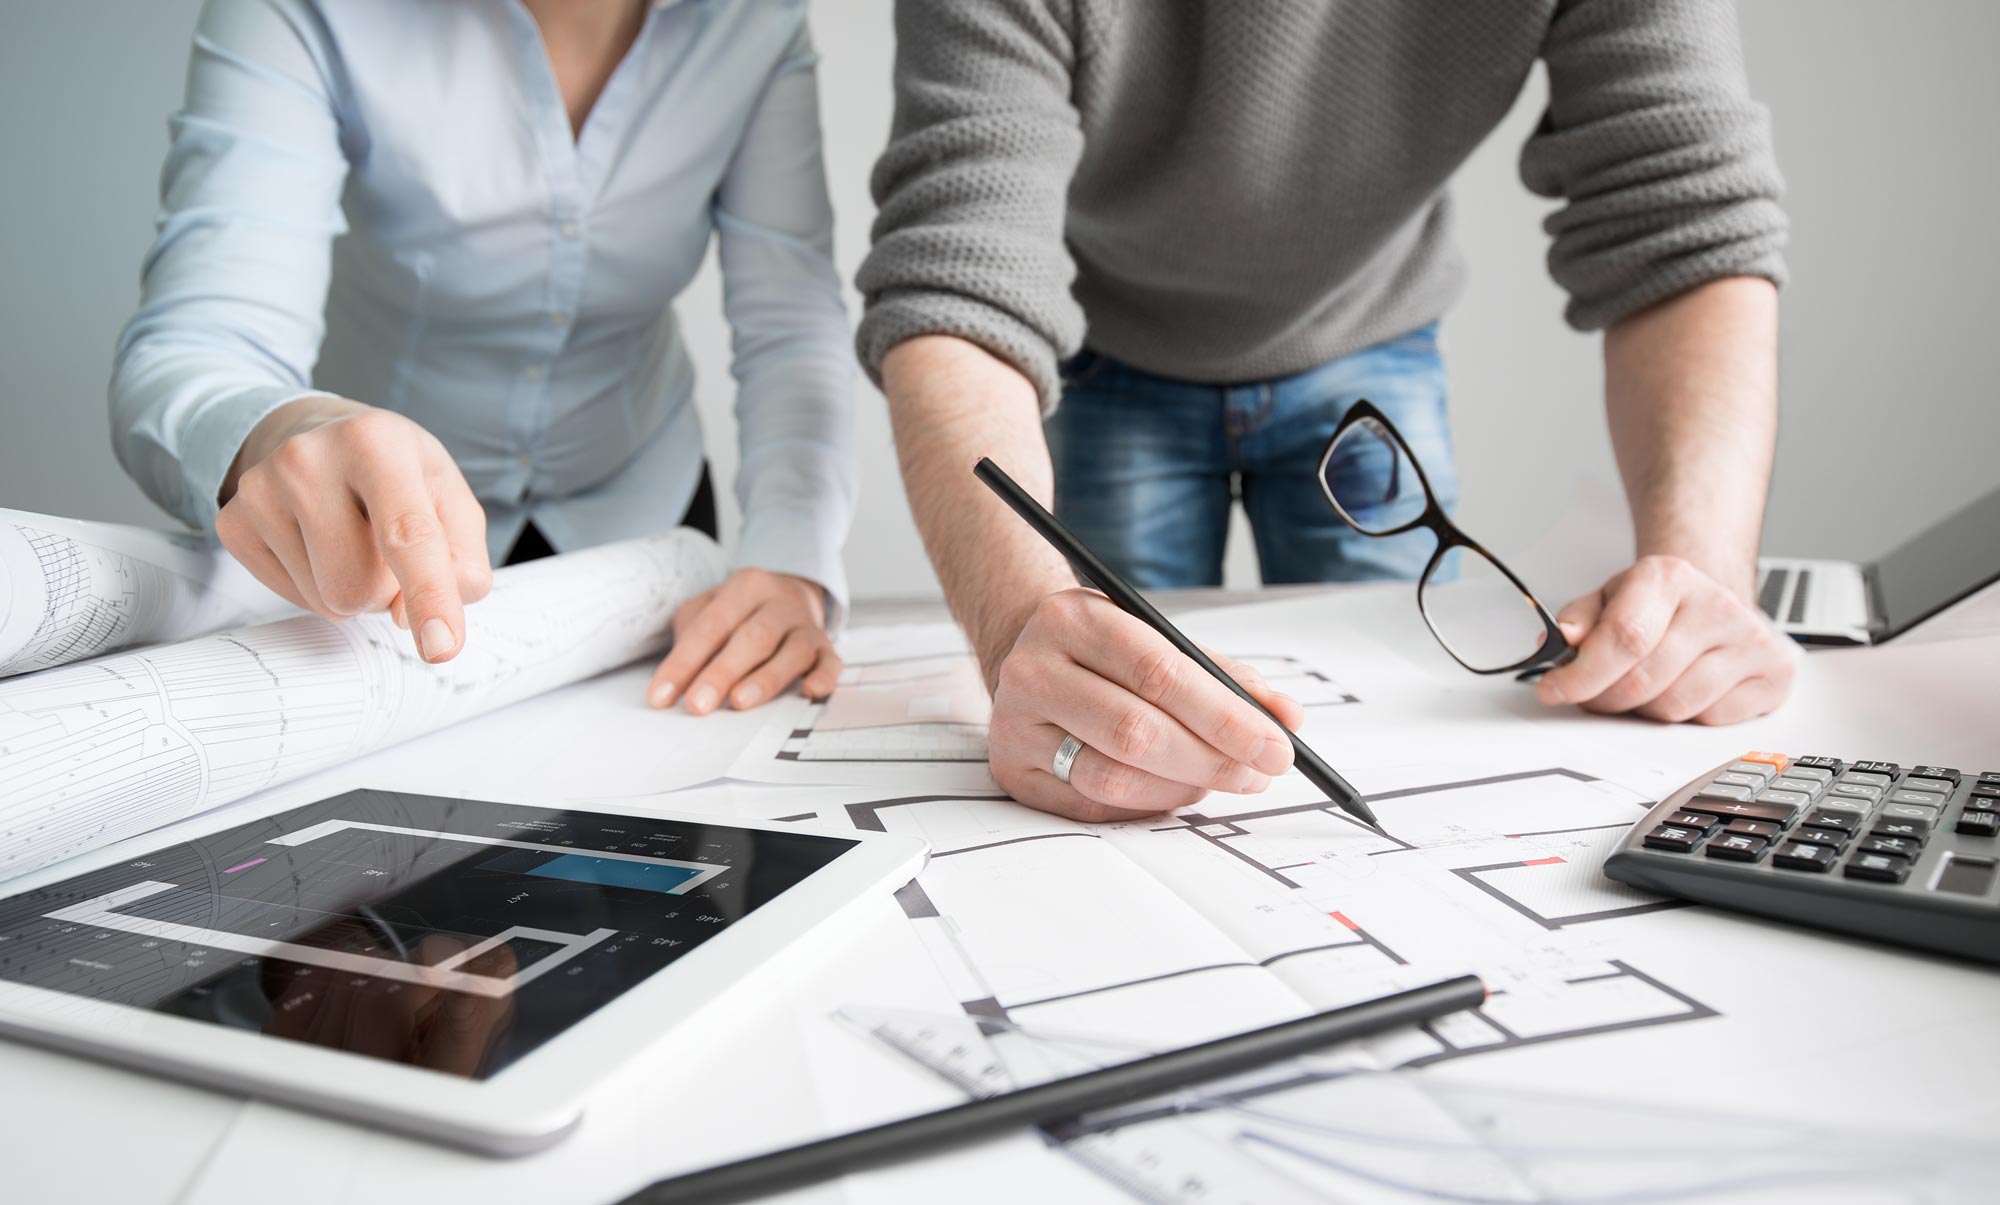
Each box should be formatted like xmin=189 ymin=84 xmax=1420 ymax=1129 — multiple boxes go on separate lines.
xmin=2 ymin=2 xmax=1994 ymax=600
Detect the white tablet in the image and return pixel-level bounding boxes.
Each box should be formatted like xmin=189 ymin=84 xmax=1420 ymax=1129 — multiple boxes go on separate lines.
xmin=0 ymin=787 xmax=926 ymax=1156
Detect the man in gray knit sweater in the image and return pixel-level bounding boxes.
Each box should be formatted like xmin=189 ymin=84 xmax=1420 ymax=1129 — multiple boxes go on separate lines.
xmin=856 ymin=0 xmax=1796 ymax=821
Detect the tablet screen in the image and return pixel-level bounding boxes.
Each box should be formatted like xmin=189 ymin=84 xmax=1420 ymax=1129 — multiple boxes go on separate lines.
xmin=0 ymin=789 xmax=856 ymax=1079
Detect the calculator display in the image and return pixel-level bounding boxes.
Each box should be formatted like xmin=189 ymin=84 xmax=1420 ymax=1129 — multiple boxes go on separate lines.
xmin=0 ymin=789 xmax=855 ymax=1079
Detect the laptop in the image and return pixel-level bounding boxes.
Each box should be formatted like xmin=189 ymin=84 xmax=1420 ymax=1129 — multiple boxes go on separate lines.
xmin=1757 ymin=485 xmax=2000 ymax=646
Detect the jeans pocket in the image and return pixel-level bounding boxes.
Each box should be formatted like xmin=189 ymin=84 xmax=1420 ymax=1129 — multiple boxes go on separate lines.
xmin=1059 ymin=348 xmax=1112 ymax=388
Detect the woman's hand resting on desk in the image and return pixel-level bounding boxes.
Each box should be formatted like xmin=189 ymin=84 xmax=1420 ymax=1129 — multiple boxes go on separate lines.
xmin=1535 ymin=554 xmax=1797 ymax=724
xmin=217 ymin=396 xmax=493 ymax=664
xmin=647 ymin=568 xmax=841 ymax=714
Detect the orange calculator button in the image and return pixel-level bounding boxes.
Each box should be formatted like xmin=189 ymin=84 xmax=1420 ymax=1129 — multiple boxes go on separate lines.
xmin=1741 ymin=751 xmax=1791 ymax=772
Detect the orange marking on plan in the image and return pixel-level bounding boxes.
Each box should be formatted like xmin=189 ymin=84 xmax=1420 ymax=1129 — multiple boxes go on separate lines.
xmin=1328 ymin=911 xmax=1360 ymax=931
xmin=1522 ymin=856 xmax=1565 ymax=866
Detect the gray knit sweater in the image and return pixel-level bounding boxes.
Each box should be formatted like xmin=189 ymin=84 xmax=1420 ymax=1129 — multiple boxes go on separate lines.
xmin=855 ymin=0 xmax=1787 ymax=411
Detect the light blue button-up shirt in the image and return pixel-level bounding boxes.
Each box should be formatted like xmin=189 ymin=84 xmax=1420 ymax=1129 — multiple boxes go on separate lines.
xmin=110 ymin=0 xmax=855 ymax=613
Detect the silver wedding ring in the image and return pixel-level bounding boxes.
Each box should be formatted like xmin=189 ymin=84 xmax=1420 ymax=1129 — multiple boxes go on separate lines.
xmin=1051 ymin=733 xmax=1084 ymax=785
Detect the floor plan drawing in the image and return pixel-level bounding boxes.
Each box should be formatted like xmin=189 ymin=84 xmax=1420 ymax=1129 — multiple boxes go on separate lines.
xmin=832 ymin=765 xmax=1712 ymax=1071
xmin=818 ymin=767 xmax=1735 ymax=1203
xmin=809 ymin=763 xmax=1735 ymax=1203
xmin=779 ymin=654 xmax=992 ymax=764
xmin=733 ymin=644 xmax=1361 ymax=790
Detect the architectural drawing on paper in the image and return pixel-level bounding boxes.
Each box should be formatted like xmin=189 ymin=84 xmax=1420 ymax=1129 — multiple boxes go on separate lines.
xmin=841 ymin=767 xmax=1712 ymax=1071
xmin=775 ymin=652 xmax=1357 ymax=767
xmin=0 ymin=531 xmax=722 ymax=883
xmin=0 ymin=509 xmax=289 ymax=679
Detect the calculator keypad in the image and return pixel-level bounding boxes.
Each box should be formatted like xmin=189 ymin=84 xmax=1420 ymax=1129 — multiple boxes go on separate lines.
xmin=1880 ymin=802 xmax=1940 ymax=823
xmin=1705 ymin=833 xmax=1768 ymax=862
xmin=1773 ymin=841 xmax=1838 ymax=871
xmin=1680 ymin=799 xmax=1796 ymax=826
xmin=1844 ymin=852 xmax=1912 ymax=883
xmin=1627 ymin=757 xmax=1997 ymax=896
xmin=1858 ymin=835 xmax=1922 ymax=858
xmin=1723 ymin=819 xmax=1781 ymax=841
xmin=1802 ymin=807 xmax=1863 ymax=832
xmin=1959 ymin=812 xmax=2000 ymax=839
xmin=1872 ymin=818 xmax=1928 ymax=841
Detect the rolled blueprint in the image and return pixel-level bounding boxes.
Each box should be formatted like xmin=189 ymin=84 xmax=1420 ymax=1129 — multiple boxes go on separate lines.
xmin=0 ymin=529 xmax=723 ymax=883
xmin=0 ymin=508 xmax=293 ymax=679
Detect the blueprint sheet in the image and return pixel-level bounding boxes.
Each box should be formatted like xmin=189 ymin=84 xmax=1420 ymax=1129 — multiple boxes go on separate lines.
xmin=0 ymin=529 xmax=722 ymax=883
xmin=786 ymin=619 xmax=1718 ymax=1071
xmin=743 ymin=599 xmax=2000 ymax=1202
xmin=727 ymin=622 xmax=1365 ymax=794
xmin=0 ymin=508 xmax=293 ymax=679
xmin=727 ymin=623 xmax=999 ymax=789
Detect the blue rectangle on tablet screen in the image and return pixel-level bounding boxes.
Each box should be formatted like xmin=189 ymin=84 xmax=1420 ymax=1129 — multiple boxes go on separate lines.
xmin=524 ymin=855 xmax=706 ymax=895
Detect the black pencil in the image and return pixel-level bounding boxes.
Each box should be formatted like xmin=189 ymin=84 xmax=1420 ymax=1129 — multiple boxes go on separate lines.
xmin=973 ymin=457 xmax=1382 ymax=830
xmin=618 ymin=975 xmax=1486 ymax=1204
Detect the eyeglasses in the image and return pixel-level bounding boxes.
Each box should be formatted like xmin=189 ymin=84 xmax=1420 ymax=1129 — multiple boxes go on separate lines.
xmin=1316 ymin=400 xmax=1572 ymax=676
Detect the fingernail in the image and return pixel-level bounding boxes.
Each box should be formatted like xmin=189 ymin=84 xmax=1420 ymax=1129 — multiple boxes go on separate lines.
xmin=1558 ymin=621 xmax=1583 ymax=642
xmin=1254 ymin=736 xmax=1292 ymax=775
xmin=393 ymin=611 xmax=409 ymax=631
xmin=687 ymin=684 xmax=716 ymax=714
xmin=418 ymin=618 xmax=454 ymax=662
xmin=733 ymin=683 xmax=762 ymax=708
xmin=649 ymin=681 xmax=676 ymax=709
xmin=1542 ymin=681 xmax=1567 ymax=704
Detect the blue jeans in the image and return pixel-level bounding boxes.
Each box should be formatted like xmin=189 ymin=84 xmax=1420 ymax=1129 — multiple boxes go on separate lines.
xmin=1045 ymin=324 xmax=1457 ymax=587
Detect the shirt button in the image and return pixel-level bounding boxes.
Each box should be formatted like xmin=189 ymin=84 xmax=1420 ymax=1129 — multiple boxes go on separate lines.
xmin=549 ymin=311 xmax=569 ymax=327
xmin=524 ymin=365 xmax=544 ymax=381
xmin=559 ymin=220 xmax=580 ymax=239
xmin=516 ymin=453 xmax=532 ymax=468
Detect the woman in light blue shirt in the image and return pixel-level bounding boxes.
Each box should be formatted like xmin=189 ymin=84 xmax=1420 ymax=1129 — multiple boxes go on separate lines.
xmin=110 ymin=0 xmax=856 ymax=714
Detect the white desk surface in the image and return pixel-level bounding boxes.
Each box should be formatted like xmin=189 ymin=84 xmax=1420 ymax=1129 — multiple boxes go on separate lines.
xmin=7 ymin=580 xmax=2000 ymax=1205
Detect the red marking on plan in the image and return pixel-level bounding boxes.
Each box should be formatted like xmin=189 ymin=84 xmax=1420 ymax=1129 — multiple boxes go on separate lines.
xmin=1522 ymin=856 xmax=1565 ymax=867
xmin=1328 ymin=911 xmax=1360 ymax=931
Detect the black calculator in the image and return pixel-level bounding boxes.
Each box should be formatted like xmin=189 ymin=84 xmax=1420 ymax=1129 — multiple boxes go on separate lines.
xmin=1604 ymin=754 xmax=1999 ymax=963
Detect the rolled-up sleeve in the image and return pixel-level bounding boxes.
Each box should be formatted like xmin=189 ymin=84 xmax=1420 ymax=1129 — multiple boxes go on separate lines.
xmin=109 ymin=0 xmax=348 ymax=532
xmin=853 ymin=0 xmax=1084 ymax=414
xmin=714 ymin=18 xmax=857 ymax=626
xmin=1520 ymin=0 xmax=1787 ymax=331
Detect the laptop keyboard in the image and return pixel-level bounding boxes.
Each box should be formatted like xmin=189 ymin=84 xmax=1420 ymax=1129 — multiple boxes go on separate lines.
xmin=1757 ymin=566 xmax=1812 ymax=624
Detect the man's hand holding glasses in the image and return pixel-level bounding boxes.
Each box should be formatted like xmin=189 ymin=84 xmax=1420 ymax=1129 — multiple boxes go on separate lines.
xmin=1535 ymin=554 xmax=1796 ymax=725
xmin=1319 ymin=400 xmax=1794 ymax=724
